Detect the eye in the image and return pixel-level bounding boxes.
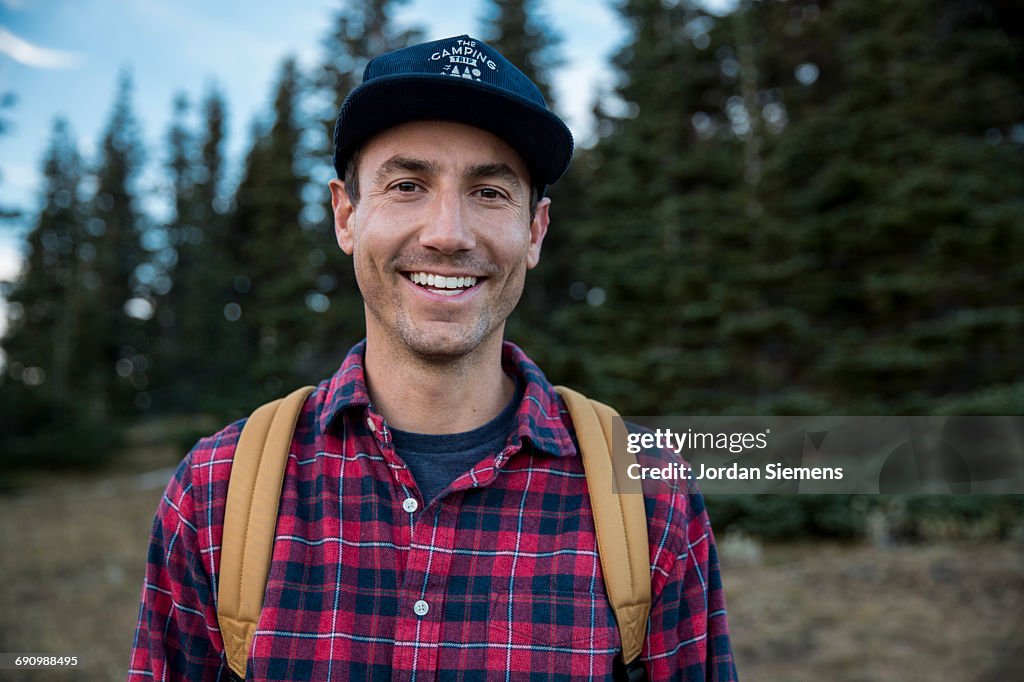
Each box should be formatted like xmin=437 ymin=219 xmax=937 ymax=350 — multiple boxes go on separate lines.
xmin=474 ymin=187 xmax=506 ymax=200
xmin=395 ymin=181 xmax=420 ymax=193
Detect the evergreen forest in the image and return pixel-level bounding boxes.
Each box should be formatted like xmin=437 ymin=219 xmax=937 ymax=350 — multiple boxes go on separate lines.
xmin=1 ymin=0 xmax=1022 ymax=531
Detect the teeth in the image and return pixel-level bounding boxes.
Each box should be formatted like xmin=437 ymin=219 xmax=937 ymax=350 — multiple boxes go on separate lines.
xmin=409 ymin=272 xmax=478 ymax=290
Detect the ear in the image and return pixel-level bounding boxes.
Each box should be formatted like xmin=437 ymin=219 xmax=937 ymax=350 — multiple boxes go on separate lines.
xmin=526 ymin=197 xmax=551 ymax=269
xmin=329 ymin=178 xmax=355 ymax=255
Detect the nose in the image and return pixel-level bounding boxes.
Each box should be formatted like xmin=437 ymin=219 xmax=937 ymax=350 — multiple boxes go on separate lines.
xmin=417 ymin=187 xmax=476 ymax=254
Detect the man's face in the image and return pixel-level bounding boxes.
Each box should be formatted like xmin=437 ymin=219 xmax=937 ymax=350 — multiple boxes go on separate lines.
xmin=329 ymin=120 xmax=550 ymax=362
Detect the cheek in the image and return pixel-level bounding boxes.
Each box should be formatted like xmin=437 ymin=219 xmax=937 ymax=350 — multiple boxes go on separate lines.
xmin=347 ymin=231 xmax=377 ymax=284
xmin=496 ymin=232 xmax=534 ymax=270
xmin=349 ymin=220 xmax=389 ymax=264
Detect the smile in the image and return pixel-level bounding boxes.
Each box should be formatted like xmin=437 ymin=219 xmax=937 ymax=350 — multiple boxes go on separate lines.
xmin=407 ymin=271 xmax=481 ymax=297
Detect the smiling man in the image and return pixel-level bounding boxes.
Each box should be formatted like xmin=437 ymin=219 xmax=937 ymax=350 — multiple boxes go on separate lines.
xmin=331 ymin=120 xmax=546 ymax=435
xmin=130 ymin=35 xmax=737 ymax=681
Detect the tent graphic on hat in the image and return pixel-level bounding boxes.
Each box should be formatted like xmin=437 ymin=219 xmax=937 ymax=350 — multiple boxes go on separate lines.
xmin=446 ymin=64 xmax=482 ymax=80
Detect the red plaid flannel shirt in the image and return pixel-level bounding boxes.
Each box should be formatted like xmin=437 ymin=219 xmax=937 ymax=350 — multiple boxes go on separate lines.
xmin=129 ymin=341 xmax=737 ymax=680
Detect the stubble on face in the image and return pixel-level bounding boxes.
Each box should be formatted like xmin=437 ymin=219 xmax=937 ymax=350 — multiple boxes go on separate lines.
xmin=340 ymin=122 xmax=544 ymax=368
xmin=360 ymin=248 xmax=526 ymax=366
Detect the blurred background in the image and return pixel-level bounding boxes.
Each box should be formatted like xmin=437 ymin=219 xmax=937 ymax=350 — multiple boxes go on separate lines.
xmin=1 ymin=0 xmax=1022 ymax=679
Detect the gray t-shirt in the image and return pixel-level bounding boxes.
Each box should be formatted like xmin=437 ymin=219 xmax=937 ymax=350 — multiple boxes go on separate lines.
xmin=390 ymin=382 xmax=521 ymax=506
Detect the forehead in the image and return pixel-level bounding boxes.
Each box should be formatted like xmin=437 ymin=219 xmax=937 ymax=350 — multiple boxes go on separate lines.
xmin=357 ymin=120 xmax=531 ymax=185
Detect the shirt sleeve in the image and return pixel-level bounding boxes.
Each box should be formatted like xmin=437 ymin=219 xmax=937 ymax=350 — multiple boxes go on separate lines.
xmin=643 ymin=489 xmax=739 ymax=681
xmin=128 ymin=449 xmax=228 ymax=681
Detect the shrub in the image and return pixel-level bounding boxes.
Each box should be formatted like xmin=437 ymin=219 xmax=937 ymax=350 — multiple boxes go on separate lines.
xmin=0 ymin=381 xmax=122 ymax=472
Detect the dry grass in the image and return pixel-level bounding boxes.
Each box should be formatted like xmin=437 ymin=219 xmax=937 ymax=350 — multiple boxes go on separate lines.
xmin=0 ymin=440 xmax=1021 ymax=680
xmin=720 ymin=539 xmax=1024 ymax=680
xmin=0 ymin=444 xmax=175 ymax=681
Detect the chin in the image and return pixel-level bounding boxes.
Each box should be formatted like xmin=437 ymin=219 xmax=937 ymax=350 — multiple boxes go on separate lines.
xmin=403 ymin=335 xmax=483 ymax=363
xmin=398 ymin=320 xmax=498 ymax=363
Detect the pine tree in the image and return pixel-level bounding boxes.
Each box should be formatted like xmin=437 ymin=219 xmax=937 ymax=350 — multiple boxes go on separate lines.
xmin=151 ymin=93 xmax=206 ymax=409
xmin=3 ymin=117 xmax=84 ymax=398
xmin=317 ymin=0 xmax=423 ymax=134
xmin=554 ymin=0 xmax=744 ymax=412
xmin=79 ymin=70 xmax=151 ymax=416
xmin=146 ymin=85 xmax=248 ymax=414
xmin=0 ymin=118 xmax=121 ymax=470
xmin=231 ymin=57 xmax=316 ymax=397
xmin=154 ymin=91 xmax=195 ymax=393
xmin=481 ymin=0 xmax=563 ymax=107
xmin=194 ymin=86 xmax=229 ymax=251
xmin=191 ymin=86 xmax=252 ymax=411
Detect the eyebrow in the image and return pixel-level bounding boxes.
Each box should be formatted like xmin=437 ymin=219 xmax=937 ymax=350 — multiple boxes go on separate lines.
xmin=371 ymin=156 xmax=524 ymax=194
xmin=463 ymin=163 xmax=524 ymax=193
xmin=372 ymin=155 xmax=440 ymax=187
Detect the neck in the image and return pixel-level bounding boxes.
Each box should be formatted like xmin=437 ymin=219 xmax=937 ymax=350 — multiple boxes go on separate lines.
xmin=363 ymin=330 xmax=515 ymax=435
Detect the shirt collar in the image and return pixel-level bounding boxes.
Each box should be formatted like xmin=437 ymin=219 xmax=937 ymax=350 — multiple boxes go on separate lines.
xmin=318 ymin=339 xmax=576 ymax=458
xmin=317 ymin=339 xmax=373 ymax=435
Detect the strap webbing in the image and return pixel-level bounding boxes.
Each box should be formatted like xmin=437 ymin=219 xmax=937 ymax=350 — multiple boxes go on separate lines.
xmin=555 ymin=386 xmax=651 ymax=669
xmin=217 ymin=385 xmax=314 ymax=679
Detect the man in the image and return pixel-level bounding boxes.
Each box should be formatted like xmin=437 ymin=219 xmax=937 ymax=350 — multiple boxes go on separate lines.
xmin=130 ymin=35 xmax=737 ymax=681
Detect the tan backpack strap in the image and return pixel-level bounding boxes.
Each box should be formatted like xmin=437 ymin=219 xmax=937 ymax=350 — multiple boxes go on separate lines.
xmin=555 ymin=386 xmax=651 ymax=669
xmin=217 ymin=385 xmax=315 ymax=679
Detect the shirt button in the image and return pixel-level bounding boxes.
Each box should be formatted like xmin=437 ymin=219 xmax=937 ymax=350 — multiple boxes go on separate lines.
xmin=402 ymin=497 xmax=419 ymax=513
xmin=366 ymin=417 xmax=376 ymax=432
xmin=413 ymin=600 xmax=429 ymax=617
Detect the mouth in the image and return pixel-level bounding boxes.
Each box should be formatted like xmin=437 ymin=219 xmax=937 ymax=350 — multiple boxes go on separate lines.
xmin=405 ymin=271 xmax=483 ymax=297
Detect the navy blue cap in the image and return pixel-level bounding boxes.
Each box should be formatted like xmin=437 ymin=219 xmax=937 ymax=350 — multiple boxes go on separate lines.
xmin=332 ymin=35 xmax=573 ymax=194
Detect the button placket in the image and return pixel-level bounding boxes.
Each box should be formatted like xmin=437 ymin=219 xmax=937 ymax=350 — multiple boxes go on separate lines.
xmin=393 ymin=502 xmax=459 ymax=676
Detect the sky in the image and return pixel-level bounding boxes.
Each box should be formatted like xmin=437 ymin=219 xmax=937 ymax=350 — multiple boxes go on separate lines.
xmin=0 ymin=0 xmax=735 ymax=339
